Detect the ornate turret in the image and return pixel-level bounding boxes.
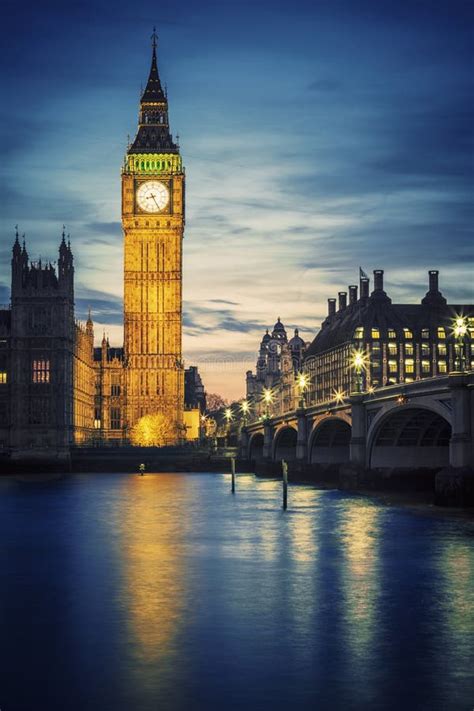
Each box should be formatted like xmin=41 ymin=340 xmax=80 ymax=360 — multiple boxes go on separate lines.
xmin=11 ymin=227 xmax=25 ymax=294
xmin=58 ymin=227 xmax=73 ymax=295
xmin=128 ymin=29 xmax=178 ymax=155
xmin=86 ymin=307 xmax=94 ymax=338
xmin=272 ymin=317 xmax=287 ymax=342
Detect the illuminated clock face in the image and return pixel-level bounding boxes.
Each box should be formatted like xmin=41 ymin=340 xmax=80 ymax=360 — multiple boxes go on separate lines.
xmin=136 ymin=181 xmax=169 ymax=212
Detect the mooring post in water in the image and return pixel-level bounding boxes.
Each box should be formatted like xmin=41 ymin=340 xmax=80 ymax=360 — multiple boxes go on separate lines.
xmin=282 ymin=459 xmax=288 ymax=510
xmin=231 ymin=457 xmax=236 ymax=493
xmin=139 ymin=463 xmax=145 ymax=476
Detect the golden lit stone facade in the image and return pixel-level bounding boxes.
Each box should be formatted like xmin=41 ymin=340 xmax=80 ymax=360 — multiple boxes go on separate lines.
xmin=73 ymin=317 xmax=95 ymax=443
xmin=0 ymin=38 xmax=199 ymax=456
xmin=122 ymin=34 xmax=184 ymax=442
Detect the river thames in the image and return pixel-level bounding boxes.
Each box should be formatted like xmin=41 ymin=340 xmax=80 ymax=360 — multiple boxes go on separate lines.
xmin=0 ymin=472 xmax=472 ymax=710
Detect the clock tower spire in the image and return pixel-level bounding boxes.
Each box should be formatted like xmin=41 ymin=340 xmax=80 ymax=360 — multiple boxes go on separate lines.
xmin=122 ymin=32 xmax=185 ymax=444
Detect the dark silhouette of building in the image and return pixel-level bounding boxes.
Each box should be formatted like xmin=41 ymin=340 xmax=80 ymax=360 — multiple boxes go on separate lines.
xmin=0 ymin=231 xmax=95 ymax=461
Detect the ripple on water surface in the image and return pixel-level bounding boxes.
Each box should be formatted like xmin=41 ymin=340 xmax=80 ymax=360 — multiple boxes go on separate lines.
xmin=0 ymin=472 xmax=472 ymax=711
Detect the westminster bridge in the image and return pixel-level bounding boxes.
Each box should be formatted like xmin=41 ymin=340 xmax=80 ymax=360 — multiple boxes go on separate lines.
xmin=241 ymin=372 xmax=474 ymax=471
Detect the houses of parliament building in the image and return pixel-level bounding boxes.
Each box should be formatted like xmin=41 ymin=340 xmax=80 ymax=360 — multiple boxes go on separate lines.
xmin=0 ymin=35 xmax=204 ymax=460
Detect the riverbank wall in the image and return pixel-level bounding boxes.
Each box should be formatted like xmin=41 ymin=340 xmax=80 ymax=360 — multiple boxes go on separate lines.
xmin=247 ymin=458 xmax=474 ymax=507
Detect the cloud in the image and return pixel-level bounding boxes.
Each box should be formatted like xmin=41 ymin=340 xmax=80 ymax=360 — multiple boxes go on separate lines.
xmin=84 ymin=222 xmax=122 ymax=236
xmin=75 ymin=286 xmax=123 ymax=325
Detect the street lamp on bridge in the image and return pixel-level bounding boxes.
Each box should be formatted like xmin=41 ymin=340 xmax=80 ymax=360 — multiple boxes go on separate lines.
xmin=297 ymin=371 xmax=309 ymax=408
xmin=240 ymin=399 xmax=250 ymax=426
xmin=351 ymin=349 xmax=369 ymax=393
xmin=224 ymin=407 xmax=233 ymax=446
xmin=453 ymin=316 xmax=467 ymax=372
xmin=262 ymin=388 xmax=273 ymax=420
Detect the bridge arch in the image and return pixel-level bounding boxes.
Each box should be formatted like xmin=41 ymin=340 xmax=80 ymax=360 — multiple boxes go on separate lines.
xmin=273 ymin=426 xmax=297 ymax=462
xmin=368 ymin=406 xmax=451 ymax=469
xmin=309 ymin=417 xmax=352 ymax=464
xmin=248 ymin=432 xmax=264 ymax=461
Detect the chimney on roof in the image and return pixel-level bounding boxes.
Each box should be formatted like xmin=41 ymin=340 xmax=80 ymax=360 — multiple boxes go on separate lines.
xmin=360 ymin=276 xmax=369 ymax=300
xmin=328 ymin=298 xmax=336 ymax=317
xmin=348 ymin=285 xmax=358 ymax=305
xmin=338 ymin=291 xmax=347 ymax=311
xmin=370 ymin=269 xmax=391 ymax=303
xmin=422 ymin=269 xmax=447 ymax=306
xmin=373 ymin=269 xmax=384 ymax=292
xmin=429 ymin=270 xmax=439 ymax=292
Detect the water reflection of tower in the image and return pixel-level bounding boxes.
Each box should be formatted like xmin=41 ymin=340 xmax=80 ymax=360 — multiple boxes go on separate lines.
xmin=116 ymin=475 xmax=190 ymax=705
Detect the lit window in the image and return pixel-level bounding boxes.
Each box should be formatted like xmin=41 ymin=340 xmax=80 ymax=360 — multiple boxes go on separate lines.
xmin=438 ymin=344 xmax=447 ymax=356
xmin=405 ymin=358 xmax=415 ymax=374
xmin=388 ymin=360 xmax=398 ymax=373
xmin=388 ymin=329 xmax=396 ymax=339
xmin=372 ymin=360 xmax=381 ymax=370
xmin=388 ymin=343 xmax=397 ymax=356
xmin=404 ymin=328 xmax=413 ymax=339
xmin=421 ymin=360 xmax=430 ymax=374
xmin=421 ymin=344 xmax=430 ymax=357
xmin=437 ymin=327 xmax=446 ymax=339
xmin=32 ymin=359 xmax=50 ymax=384
xmin=405 ymin=343 xmax=414 ymax=356
xmin=421 ymin=328 xmax=429 ymax=339
xmin=372 ymin=342 xmax=381 ymax=353
xmin=438 ymin=360 xmax=447 ymax=373
xmin=371 ymin=328 xmax=380 ymax=339
xmin=0 ymin=372 xmax=7 ymax=384
xmin=353 ymin=327 xmax=364 ymax=339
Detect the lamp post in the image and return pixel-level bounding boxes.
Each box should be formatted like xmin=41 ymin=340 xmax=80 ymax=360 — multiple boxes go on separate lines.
xmin=262 ymin=388 xmax=273 ymax=420
xmin=453 ymin=316 xmax=467 ymax=372
xmin=200 ymin=414 xmax=207 ymax=444
xmin=296 ymin=372 xmax=309 ymax=408
xmin=224 ymin=407 xmax=233 ymax=447
xmin=351 ymin=349 xmax=367 ymax=393
xmin=240 ymin=399 xmax=250 ymax=427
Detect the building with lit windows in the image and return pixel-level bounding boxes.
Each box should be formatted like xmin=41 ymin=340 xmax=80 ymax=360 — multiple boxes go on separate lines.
xmin=304 ymin=269 xmax=473 ymax=407
xmin=245 ymin=269 xmax=473 ymax=421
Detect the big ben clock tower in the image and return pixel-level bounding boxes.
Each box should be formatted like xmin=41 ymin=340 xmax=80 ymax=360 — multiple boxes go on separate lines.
xmin=122 ymin=31 xmax=184 ymax=442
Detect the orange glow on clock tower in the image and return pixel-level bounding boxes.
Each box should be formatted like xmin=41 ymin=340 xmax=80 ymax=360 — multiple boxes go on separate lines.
xmin=122 ymin=31 xmax=185 ymax=442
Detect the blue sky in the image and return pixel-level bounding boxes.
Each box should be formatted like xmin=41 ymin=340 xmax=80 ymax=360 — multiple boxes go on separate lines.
xmin=1 ymin=0 xmax=473 ymax=399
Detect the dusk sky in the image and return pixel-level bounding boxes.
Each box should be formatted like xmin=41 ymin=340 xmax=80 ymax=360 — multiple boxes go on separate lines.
xmin=1 ymin=0 xmax=472 ymax=400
